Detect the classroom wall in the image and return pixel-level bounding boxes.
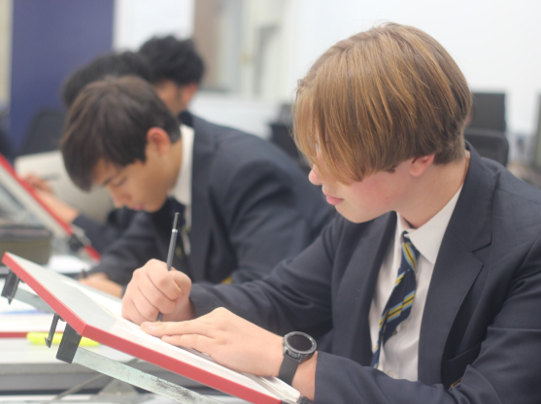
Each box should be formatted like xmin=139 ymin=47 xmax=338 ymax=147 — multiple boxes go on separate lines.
xmin=288 ymin=0 xmax=541 ymax=136
xmin=113 ymin=0 xmax=194 ymax=50
xmin=3 ymin=0 xmax=541 ymax=144
xmin=114 ymin=0 xmax=541 ymax=138
xmin=0 ymin=0 xmax=12 ymax=110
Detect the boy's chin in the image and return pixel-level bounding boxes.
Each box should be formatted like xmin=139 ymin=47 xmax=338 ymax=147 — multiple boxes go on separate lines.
xmin=144 ymin=196 xmax=170 ymax=213
xmin=339 ymin=207 xmax=381 ymax=224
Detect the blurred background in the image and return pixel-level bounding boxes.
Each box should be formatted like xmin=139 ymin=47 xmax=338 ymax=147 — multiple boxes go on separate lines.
xmin=0 ymin=0 xmax=540 ymax=169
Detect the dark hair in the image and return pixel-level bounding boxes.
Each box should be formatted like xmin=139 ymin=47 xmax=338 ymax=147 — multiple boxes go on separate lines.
xmin=138 ymin=36 xmax=205 ymax=86
xmin=61 ymin=76 xmax=181 ymax=191
xmin=61 ymin=51 xmax=153 ymax=108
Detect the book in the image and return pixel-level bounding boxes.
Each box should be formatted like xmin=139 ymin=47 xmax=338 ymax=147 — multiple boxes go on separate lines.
xmin=0 ymin=154 xmax=100 ymax=261
xmin=0 ymin=274 xmax=117 ymax=337
xmin=2 ymin=253 xmax=302 ymax=404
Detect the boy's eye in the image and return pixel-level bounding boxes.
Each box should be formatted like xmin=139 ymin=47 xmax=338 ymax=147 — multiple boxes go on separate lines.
xmin=113 ymin=178 xmax=126 ymax=187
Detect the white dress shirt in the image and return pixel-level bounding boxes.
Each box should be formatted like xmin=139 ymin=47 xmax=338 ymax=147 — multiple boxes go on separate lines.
xmin=169 ymin=124 xmax=194 ymax=254
xmin=368 ymin=185 xmax=463 ymax=381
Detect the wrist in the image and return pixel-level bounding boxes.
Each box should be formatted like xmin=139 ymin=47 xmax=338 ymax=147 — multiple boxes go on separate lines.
xmin=56 ymin=202 xmax=79 ymax=223
xmin=292 ymin=351 xmax=317 ymax=401
xmin=278 ymin=332 xmax=317 ymax=386
xmin=272 ymin=335 xmax=285 ymax=378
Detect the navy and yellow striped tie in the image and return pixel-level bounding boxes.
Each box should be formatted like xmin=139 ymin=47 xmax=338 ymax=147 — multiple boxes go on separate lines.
xmin=371 ymin=231 xmax=419 ymax=369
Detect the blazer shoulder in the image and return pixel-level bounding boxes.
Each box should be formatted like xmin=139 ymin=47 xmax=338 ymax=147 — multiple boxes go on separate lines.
xmin=193 ymin=114 xmax=286 ymax=165
xmin=482 ymin=160 xmax=541 ymax=240
xmin=196 ymin=124 xmax=304 ymax=184
xmin=488 ymin=159 xmax=541 ymax=207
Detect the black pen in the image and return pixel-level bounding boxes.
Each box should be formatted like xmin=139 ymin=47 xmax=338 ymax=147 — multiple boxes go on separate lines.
xmin=156 ymin=212 xmax=180 ymax=322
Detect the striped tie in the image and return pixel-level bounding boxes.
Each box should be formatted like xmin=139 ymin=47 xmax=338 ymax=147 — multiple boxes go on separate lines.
xmin=371 ymin=231 xmax=419 ymax=369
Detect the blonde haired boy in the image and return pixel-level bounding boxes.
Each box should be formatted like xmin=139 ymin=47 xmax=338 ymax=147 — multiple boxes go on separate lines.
xmin=122 ymin=23 xmax=541 ymax=403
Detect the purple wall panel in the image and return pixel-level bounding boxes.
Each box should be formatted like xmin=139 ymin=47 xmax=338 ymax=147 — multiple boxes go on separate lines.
xmin=9 ymin=0 xmax=114 ymax=150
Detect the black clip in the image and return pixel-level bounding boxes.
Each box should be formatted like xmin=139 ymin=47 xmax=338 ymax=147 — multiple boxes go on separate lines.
xmin=45 ymin=313 xmax=64 ymax=348
xmin=67 ymin=234 xmax=85 ymax=253
xmin=1 ymin=270 xmax=20 ymax=304
xmin=67 ymin=226 xmax=91 ymax=253
xmin=56 ymin=324 xmax=82 ymax=364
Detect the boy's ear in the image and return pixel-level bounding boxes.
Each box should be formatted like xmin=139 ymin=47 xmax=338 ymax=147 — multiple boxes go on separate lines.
xmin=409 ymin=155 xmax=435 ymax=177
xmin=179 ymin=83 xmax=198 ymax=107
xmin=146 ymin=127 xmax=172 ymax=155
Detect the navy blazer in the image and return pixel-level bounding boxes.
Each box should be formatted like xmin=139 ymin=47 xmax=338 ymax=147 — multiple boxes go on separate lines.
xmin=73 ymin=207 xmax=137 ymax=254
xmin=191 ymin=145 xmax=541 ymax=404
xmin=90 ymin=114 xmax=333 ymax=285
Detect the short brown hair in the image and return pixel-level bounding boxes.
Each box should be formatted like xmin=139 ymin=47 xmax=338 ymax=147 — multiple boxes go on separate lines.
xmin=294 ymin=23 xmax=472 ymax=183
xmin=61 ymin=75 xmax=180 ymax=191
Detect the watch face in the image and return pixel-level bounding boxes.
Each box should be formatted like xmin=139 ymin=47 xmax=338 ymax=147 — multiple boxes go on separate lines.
xmin=287 ymin=332 xmax=315 ymax=353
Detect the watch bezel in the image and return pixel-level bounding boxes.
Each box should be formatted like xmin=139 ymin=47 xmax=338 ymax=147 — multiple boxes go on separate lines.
xmin=283 ymin=331 xmax=317 ymax=357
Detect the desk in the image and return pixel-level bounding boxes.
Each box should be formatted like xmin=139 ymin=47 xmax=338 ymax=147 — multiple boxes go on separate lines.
xmin=0 ymin=338 xmax=250 ymax=403
xmin=0 ymin=282 xmax=248 ymax=403
xmin=0 ymin=394 xmax=250 ymax=403
xmin=0 ymin=338 xmax=205 ymax=394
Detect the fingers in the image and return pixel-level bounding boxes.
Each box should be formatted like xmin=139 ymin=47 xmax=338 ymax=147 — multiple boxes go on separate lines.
xmin=23 ymin=174 xmax=53 ymax=193
xmin=122 ymin=293 xmax=152 ymax=325
xmin=162 ymin=334 xmax=214 ymax=352
xmin=141 ymin=320 xmax=216 ymax=353
xmin=146 ymin=264 xmax=183 ymax=301
xmin=79 ymin=273 xmax=123 ymax=298
xmin=138 ymin=273 xmax=180 ymax=313
xmin=132 ymin=282 xmax=161 ymax=321
xmin=142 ymin=318 xmax=210 ymax=337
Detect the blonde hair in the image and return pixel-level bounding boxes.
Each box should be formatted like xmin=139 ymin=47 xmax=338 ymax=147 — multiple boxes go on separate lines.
xmin=294 ymin=23 xmax=472 ymax=183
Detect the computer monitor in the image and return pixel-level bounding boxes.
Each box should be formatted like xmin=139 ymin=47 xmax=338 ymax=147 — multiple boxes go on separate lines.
xmin=469 ymin=92 xmax=506 ymax=132
xmin=532 ymin=95 xmax=541 ymax=170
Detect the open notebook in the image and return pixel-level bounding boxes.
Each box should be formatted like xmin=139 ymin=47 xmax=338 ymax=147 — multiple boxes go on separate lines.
xmin=2 ymin=253 xmax=302 ymax=404
xmin=15 ymin=151 xmax=114 ymax=224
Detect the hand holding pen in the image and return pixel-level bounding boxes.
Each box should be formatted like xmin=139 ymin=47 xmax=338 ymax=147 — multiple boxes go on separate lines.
xmin=156 ymin=212 xmax=180 ymax=322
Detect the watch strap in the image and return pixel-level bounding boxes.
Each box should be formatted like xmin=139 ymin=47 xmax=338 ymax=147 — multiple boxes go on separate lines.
xmin=278 ymin=352 xmax=300 ymax=385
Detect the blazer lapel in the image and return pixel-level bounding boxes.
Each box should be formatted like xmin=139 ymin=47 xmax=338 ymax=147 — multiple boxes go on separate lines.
xmin=335 ymin=213 xmax=396 ymax=365
xmin=418 ymin=145 xmax=493 ymax=385
xmin=188 ymin=116 xmax=215 ymax=282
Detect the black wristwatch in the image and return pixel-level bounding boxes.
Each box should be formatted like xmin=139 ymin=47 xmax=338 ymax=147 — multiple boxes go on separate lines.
xmin=278 ymin=331 xmax=317 ymax=386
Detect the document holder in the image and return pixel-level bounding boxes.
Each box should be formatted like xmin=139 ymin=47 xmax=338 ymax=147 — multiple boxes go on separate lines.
xmin=1 ymin=253 xmax=304 ymax=404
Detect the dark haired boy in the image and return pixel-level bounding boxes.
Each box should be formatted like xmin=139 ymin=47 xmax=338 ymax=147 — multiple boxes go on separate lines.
xmin=24 ymin=52 xmax=154 ymax=254
xmin=30 ymin=39 xmax=204 ymax=251
xmin=138 ymin=36 xmax=204 ymax=121
xmin=61 ymin=76 xmax=332 ymax=297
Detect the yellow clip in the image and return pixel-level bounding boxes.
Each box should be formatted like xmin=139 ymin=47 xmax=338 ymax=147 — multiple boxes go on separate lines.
xmin=221 ymin=276 xmax=233 ymax=284
xmin=450 ymin=377 xmax=462 ymax=388
xmin=26 ymin=332 xmax=99 ymax=347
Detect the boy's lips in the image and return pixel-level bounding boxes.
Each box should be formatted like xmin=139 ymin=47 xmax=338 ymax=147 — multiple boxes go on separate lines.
xmin=324 ymin=192 xmax=343 ymax=206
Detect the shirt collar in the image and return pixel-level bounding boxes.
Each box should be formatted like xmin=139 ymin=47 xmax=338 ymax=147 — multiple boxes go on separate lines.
xmin=170 ymin=124 xmax=194 ymax=207
xmin=397 ymin=185 xmax=463 ymax=265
